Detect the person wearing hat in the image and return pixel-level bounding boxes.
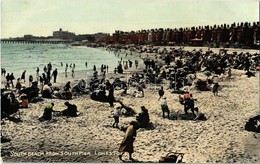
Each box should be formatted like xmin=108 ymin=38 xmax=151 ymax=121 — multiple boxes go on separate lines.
xmin=161 ymin=97 xmax=170 ymax=119
xmin=112 ymin=104 xmax=122 ymax=128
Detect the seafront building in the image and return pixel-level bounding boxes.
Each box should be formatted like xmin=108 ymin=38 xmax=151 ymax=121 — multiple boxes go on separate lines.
xmin=53 ymin=28 xmax=76 ymax=40
xmin=110 ymin=21 xmax=260 ymax=48
xmin=1 ymin=21 xmax=259 ymax=48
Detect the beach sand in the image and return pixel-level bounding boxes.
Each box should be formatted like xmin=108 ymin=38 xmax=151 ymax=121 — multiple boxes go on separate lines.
xmin=1 ymin=47 xmax=260 ymax=163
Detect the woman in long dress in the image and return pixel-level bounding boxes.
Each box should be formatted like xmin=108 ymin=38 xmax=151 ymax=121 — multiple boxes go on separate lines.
xmin=118 ymin=121 xmax=140 ymax=161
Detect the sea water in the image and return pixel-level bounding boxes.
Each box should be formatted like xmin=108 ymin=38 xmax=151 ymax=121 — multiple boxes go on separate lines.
xmin=1 ymin=43 xmax=139 ymax=81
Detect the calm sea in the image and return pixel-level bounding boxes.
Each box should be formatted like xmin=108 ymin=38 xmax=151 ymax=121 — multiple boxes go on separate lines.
xmin=1 ymin=43 xmax=139 ymax=80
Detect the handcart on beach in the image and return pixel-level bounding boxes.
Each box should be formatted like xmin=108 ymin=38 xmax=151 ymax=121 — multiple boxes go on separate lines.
xmin=159 ymin=152 xmax=184 ymax=163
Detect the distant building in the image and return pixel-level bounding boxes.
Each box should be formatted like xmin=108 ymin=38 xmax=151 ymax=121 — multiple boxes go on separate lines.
xmin=53 ymin=28 xmax=75 ymax=40
xmin=24 ymin=34 xmax=34 ymax=40
xmin=93 ymin=33 xmax=110 ymax=43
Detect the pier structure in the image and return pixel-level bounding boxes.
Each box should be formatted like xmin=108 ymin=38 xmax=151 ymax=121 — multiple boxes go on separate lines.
xmin=1 ymin=38 xmax=73 ymax=44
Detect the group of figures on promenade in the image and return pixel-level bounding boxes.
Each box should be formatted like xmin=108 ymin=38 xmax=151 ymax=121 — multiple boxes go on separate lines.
xmin=2 ymin=44 xmax=260 ymax=162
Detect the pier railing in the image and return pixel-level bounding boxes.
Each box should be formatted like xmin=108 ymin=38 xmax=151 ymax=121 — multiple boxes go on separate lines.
xmin=1 ymin=38 xmax=73 ymax=44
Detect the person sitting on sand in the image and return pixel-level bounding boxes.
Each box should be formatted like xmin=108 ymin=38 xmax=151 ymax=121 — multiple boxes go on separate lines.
xmin=62 ymin=101 xmax=78 ymax=117
xmin=42 ymin=83 xmax=53 ymax=98
xmin=136 ymin=106 xmax=150 ymax=128
xmin=112 ymin=105 xmax=122 ymax=128
xmin=64 ymin=81 xmax=71 ymax=91
xmin=193 ymin=107 xmax=207 ymax=121
xmin=161 ymin=97 xmax=170 ymax=119
xmin=183 ymin=92 xmax=195 ymax=116
xmin=19 ymin=93 xmax=29 ymax=108
xmin=39 ymin=103 xmax=56 ymax=121
xmin=62 ymin=81 xmax=72 ymax=100
xmin=119 ymin=121 xmax=140 ymax=161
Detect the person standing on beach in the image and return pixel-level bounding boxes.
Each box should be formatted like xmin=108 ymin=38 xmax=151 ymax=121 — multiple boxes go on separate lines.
xmin=52 ymin=68 xmax=58 ymax=83
xmin=5 ymin=73 xmax=10 ymax=89
xmin=42 ymin=73 xmax=48 ymax=85
xmin=161 ymin=97 xmax=170 ymax=119
xmin=119 ymin=121 xmax=140 ymax=161
xmin=47 ymin=62 xmax=52 ymax=72
xmin=212 ymin=83 xmax=220 ymax=96
xmin=85 ymin=62 xmax=88 ymax=68
xmin=29 ymin=75 xmax=33 ymax=87
xmin=101 ymin=64 xmax=104 ymax=73
xmin=46 ymin=69 xmax=51 ymax=83
xmin=21 ymin=70 xmax=26 ymax=83
xmin=1 ymin=68 xmax=6 ymax=76
xmin=65 ymin=65 xmax=68 ymax=77
xmin=158 ymin=86 xmax=164 ymax=100
xmin=71 ymin=67 xmax=75 ymax=78
xmin=43 ymin=66 xmax=47 ymax=73
xmin=129 ymin=60 xmax=133 ymax=68
xmin=36 ymin=67 xmax=39 ymax=75
xmin=108 ymin=87 xmax=115 ymax=107
xmin=15 ymin=78 xmax=22 ymax=93
xmin=228 ymin=68 xmax=231 ymax=79
xmin=93 ymin=65 xmax=96 ymax=72
xmin=112 ymin=105 xmax=122 ymax=128
xmin=9 ymin=73 xmax=15 ymax=88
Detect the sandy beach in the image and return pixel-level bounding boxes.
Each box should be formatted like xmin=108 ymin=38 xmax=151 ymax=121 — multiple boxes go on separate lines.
xmin=1 ymin=46 xmax=260 ymax=163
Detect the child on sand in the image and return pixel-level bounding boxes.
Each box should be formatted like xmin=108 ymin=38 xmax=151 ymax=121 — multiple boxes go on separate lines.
xmin=112 ymin=105 xmax=122 ymax=128
xmin=212 ymin=83 xmax=220 ymax=96
xmin=161 ymin=97 xmax=170 ymax=119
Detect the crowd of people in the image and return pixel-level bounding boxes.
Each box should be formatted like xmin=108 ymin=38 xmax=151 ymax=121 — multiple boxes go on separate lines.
xmin=1 ymin=45 xmax=260 ymax=161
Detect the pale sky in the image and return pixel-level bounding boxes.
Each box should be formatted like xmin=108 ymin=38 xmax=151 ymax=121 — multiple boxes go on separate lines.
xmin=1 ymin=0 xmax=259 ymax=38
